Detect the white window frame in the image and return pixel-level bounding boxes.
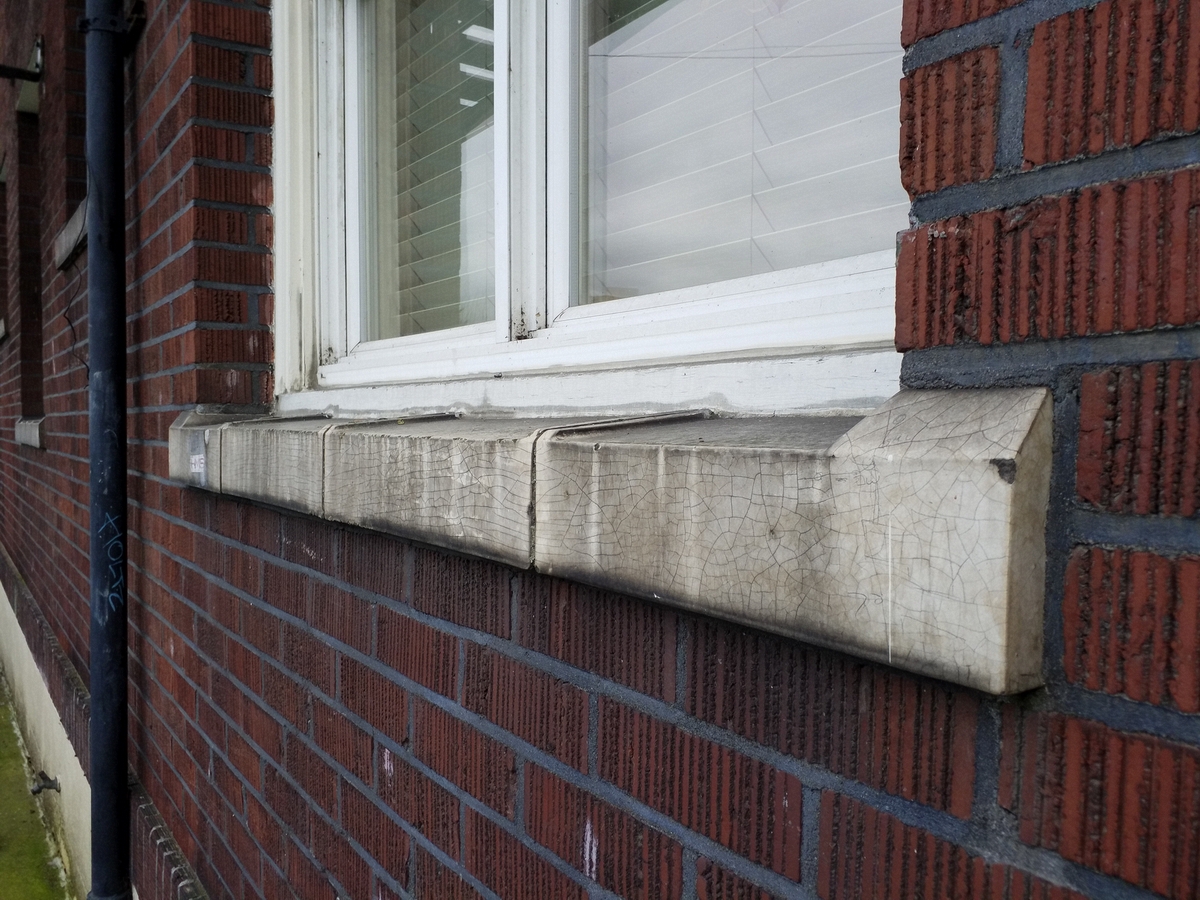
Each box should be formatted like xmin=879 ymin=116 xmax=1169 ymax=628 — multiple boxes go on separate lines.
xmin=273 ymin=0 xmax=905 ymax=419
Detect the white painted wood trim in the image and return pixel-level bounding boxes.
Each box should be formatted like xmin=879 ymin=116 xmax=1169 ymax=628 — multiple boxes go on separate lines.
xmin=493 ymin=0 xmax=514 ymax=344
xmin=273 ymin=0 xmax=320 ymax=392
xmin=545 ymin=0 xmax=578 ymax=319
xmin=510 ymin=0 xmax=546 ymax=336
xmin=316 ymin=251 xmax=898 ymax=392
xmin=288 ymin=347 xmax=900 ymax=418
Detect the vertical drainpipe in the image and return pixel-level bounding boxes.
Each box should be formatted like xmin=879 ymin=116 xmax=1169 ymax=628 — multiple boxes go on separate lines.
xmin=83 ymin=1 xmax=132 ymax=899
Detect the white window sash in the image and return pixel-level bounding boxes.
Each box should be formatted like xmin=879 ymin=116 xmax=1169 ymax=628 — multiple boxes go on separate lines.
xmin=341 ymin=0 xmax=513 ymax=356
xmin=282 ymin=0 xmax=903 ymax=415
xmin=318 ymin=249 xmax=896 ymax=387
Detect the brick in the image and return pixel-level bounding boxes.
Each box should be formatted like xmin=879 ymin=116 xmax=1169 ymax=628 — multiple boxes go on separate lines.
xmin=225 ymin=547 xmax=262 ymax=597
xmin=309 ymin=813 xmax=371 ymax=900
xmin=897 ymin=172 xmax=1200 ymax=349
xmin=373 ymin=878 xmax=405 ymax=900
xmin=339 ymin=529 xmax=407 ymax=599
xmin=902 ymin=0 xmax=1023 ymax=45
xmin=281 ymin=623 xmax=335 ymax=696
xmin=1064 ymin=547 xmax=1200 ymax=712
xmin=240 ymin=503 xmax=283 ymax=556
xmin=264 ymin=765 xmax=308 ymax=843
xmin=686 ymin=620 xmax=977 ymax=818
xmin=193 ymin=246 xmax=270 ymax=286
xmin=189 ymin=1 xmax=271 ymax=47
xmin=313 ymin=698 xmax=373 ymax=785
xmin=376 ymin=745 xmax=461 ymax=857
xmin=519 ymin=575 xmax=677 ymax=701
xmin=241 ymin=699 xmax=283 ymax=763
xmin=901 ymin=48 xmax=999 ymax=196
xmin=193 ymin=327 xmax=271 ymax=365
xmin=339 ymin=656 xmax=409 ymax=747
xmin=261 ymin=663 xmax=307 ymax=729
xmin=695 ymin=859 xmax=776 ymax=900
xmin=192 ymin=288 xmax=249 ymax=324
xmin=462 ymin=644 xmax=588 ymax=771
xmin=1026 ymin=0 xmax=1200 ymax=168
xmin=189 ymin=164 xmax=272 ymax=207
xmin=308 ymin=580 xmax=372 ymax=654
xmin=526 ymin=764 xmax=685 ymax=898
xmin=1000 ymin=710 xmax=1200 ymax=899
xmin=342 ymin=782 xmax=412 ymax=886
xmin=598 ymin=699 xmax=804 ymax=882
xmin=253 ymin=53 xmax=273 ymax=90
xmin=224 ymin=813 xmax=263 ymax=890
xmin=280 ymin=515 xmax=340 ymax=578
xmin=414 ymin=846 xmax=483 ymax=899
xmin=1077 ymin=362 xmax=1200 ymax=515
xmin=261 ymin=562 xmax=307 ymax=619
xmin=285 ymin=734 xmax=338 ymax=819
xmin=411 ymin=547 xmax=511 ymax=637
xmin=375 ymin=606 xmax=458 ymax=698
xmin=286 ymin=839 xmax=331 ymax=900
xmin=192 ymin=42 xmax=248 ymax=85
xmin=227 ymin=728 xmax=262 ymax=791
xmin=411 ymin=698 xmax=517 ymax=816
xmin=819 ymin=792 xmax=1088 ymax=900
xmin=240 ymin=602 xmax=279 ymax=657
xmin=463 ymin=808 xmax=587 ymax=900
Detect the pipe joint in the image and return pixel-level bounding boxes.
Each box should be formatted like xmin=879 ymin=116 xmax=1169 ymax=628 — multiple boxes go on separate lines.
xmin=78 ymin=14 xmax=127 ymax=33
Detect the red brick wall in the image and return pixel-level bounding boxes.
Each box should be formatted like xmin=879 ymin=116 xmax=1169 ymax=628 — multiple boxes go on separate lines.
xmin=0 ymin=1 xmax=91 ymax=691
xmin=897 ymin=3 xmax=1200 ymax=900
xmin=0 ymin=0 xmax=1196 ymax=899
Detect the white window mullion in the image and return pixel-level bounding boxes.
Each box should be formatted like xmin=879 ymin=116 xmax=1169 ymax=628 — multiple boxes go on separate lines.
xmin=545 ymin=0 xmax=579 ymax=322
xmin=509 ymin=0 xmax=546 ymax=337
xmin=316 ymin=0 xmax=349 ymax=361
xmin=493 ymin=0 xmax=513 ymax=343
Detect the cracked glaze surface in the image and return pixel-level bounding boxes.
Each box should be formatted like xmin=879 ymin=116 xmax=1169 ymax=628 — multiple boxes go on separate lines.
xmin=535 ymin=389 xmax=1051 ymax=693
xmin=169 ymin=388 xmax=1052 ymax=693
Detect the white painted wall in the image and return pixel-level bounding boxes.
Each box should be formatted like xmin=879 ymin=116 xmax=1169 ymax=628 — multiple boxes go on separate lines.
xmin=0 ymin=587 xmax=90 ymax=900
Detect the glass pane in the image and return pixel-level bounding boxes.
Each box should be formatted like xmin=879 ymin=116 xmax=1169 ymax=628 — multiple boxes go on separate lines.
xmin=580 ymin=0 xmax=909 ymax=304
xmin=364 ymin=0 xmax=496 ymax=340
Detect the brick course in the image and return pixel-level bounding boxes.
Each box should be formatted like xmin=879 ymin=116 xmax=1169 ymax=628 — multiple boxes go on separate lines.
xmin=1077 ymin=362 xmax=1200 ymax=516
xmin=526 ymin=765 xmax=685 ymax=899
xmin=1064 ymin=547 xmax=1200 ymax=711
xmin=598 ymin=698 xmax=805 ymax=882
xmin=1000 ymin=711 xmax=1200 ymax=900
xmin=897 ymin=172 xmax=1200 ymax=349
xmin=902 ymin=0 xmax=1023 ymax=45
xmin=1025 ymin=0 xmax=1200 ymax=168
xmin=686 ymin=620 xmax=979 ymax=818
xmin=901 ymin=48 xmax=1001 ymax=196
xmin=820 ymin=793 xmax=1091 ymax=900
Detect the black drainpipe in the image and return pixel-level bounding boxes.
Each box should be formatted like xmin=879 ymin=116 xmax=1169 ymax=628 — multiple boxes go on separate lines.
xmin=84 ymin=1 xmax=131 ymax=899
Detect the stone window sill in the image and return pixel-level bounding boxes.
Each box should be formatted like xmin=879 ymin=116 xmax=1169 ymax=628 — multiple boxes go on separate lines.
xmin=169 ymin=388 xmax=1052 ymax=694
xmin=15 ymin=417 xmax=44 ymax=449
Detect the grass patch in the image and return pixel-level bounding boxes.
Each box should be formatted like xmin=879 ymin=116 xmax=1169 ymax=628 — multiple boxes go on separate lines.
xmin=0 ymin=671 xmax=70 ymax=900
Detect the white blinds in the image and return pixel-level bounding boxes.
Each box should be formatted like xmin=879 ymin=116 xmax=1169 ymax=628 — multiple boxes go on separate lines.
xmin=366 ymin=0 xmax=496 ymax=340
xmin=583 ymin=0 xmax=910 ymax=303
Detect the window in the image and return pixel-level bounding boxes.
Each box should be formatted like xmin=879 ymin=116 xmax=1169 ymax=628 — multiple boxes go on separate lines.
xmin=274 ymin=0 xmax=909 ymax=417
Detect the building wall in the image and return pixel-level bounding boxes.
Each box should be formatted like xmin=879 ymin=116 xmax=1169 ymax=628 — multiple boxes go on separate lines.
xmin=0 ymin=0 xmax=1196 ymax=899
